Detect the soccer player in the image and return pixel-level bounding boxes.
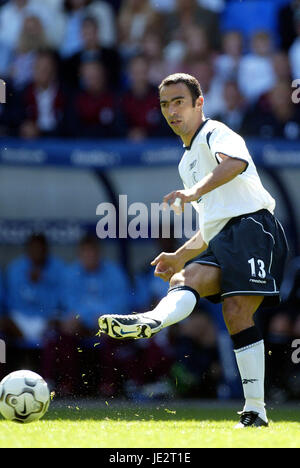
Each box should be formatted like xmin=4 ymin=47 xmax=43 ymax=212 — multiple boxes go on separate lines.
xmin=98 ymin=74 xmax=288 ymax=428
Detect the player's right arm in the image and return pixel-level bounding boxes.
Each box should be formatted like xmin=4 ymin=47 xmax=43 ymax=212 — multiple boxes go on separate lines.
xmin=151 ymin=230 xmax=207 ymax=282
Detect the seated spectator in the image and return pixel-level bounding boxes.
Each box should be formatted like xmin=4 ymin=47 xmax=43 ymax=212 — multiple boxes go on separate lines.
xmin=242 ymin=81 xmax=300 ymax=140
xmin=238 ymin=30 xmax=276 ymax=103
xmin=60 ymin=0 xmax=116 ymax=58
xmin=0 ymin=40 xmax=13 ymax=79
xmin=85 ymin=0 xmax=116 ymax=48
xmin=191 ymin=60 xmax=226 ymax=118
xmin=61 ymin=234 xmax=131 ymax=331
xmin=4 ymin=233 xmax=65 ymax=346
xmin=289 ymin=11 xmax=300 ymax=80
xmin=280 ymin=256 xmax=300 ymax=307
xmin=272 ymin=50 xmax=292 ymax=83
xmin=265 ymin=311 xmax=294 ymax=401
xmin=121 ymin=54 xmax=170 ymax=141
xmin=18 ymin=49 xmax=68 ymax=139
xmin=215 ymin=30 xmax=244 ymax=82
xmin=140 ymin=31 xmax=172 ymax=87
xmin=170 ymin=308 xmax=221 ymax=398
xmin=61 ymin=15 xmax=121 ymax=89
xmin=164 ymin=0 xmax=220 ymax=50
xmin=44 ymin=234 xmax=131 ymax=396
xmin=0 ymin=0 xmax=64 ymax=50
xmin=278 ymin=0 xmax=300 ymax=51
xmin=118 ymin=0 xmax=159 ymax=59
xmin=214 ymin=80 xmax=247 ymax=132
xmin=59 ymin=0 xmax=89 ymax=58
xmin=221 ymin=0 xmax=280 ymax=46
xmin=69 ymin=60 xmax=122 ymax=138
xmin=10 ymin=15 xmax=50 ymax=91
xmin=181 ymin=25 xmax=213 ymax=66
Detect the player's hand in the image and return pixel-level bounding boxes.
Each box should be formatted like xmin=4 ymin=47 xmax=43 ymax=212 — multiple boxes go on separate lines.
xmin=150 ymin=252 xmax=184 ymax=282
xmin=163 ymin=188 xmax=199 ymax=212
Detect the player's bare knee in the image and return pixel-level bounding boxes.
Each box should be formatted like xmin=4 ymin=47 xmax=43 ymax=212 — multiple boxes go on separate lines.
xmin=169 ymin=268 xmax=196 ymax=289
xmin=169 ymin=271 xmax=186 ymax=288
xmin=170 ymin=263 xmax=220 ymax=297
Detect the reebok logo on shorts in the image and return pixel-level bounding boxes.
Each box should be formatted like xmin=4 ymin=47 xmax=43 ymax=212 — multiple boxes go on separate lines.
xmin=249 ymin=278 xmax=267 ymax=284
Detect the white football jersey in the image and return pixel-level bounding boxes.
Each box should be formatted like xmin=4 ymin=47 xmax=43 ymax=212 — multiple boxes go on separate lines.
xmin=178 ymin=118 xmax=275 ymax=244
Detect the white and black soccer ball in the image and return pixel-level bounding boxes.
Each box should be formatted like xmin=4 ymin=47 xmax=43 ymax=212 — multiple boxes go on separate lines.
xmin=0 ymin=370 xmax=50 ymax=423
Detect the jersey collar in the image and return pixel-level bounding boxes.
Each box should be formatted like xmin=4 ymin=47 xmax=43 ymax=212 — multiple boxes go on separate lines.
xmin=183 ymin=118 xmax=210 ymax=150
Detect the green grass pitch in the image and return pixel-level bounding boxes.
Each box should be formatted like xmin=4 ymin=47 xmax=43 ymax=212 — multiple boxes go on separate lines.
xmin=0 ymin=401 xmax=300 ymax=448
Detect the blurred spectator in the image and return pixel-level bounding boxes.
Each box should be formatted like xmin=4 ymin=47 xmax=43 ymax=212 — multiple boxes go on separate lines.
xmin=60 ymin=0 xmax=116 ymax=58
xmin=289 ymin=11 xmax=300 ymax=80
xmin=265 ymin=311 xmax=294 ymax=401
xmin=121 ymin=55 xmax=168 ymax=141
xmin=181 ymin=25 xmax=213 ymax=66
xmin=85 ymin=0 xmax=116 ymax=47
xmin=278 ymin=0 xmax=300 ymax=51
xmin=44 ymin=233 xmax=131 ymax=396
xmin=10 ymin=15 xmax=50 ymax=91
xmin=0 ymin=0 xmax=64 ymax=50
xmin=140 ymin=31 xmax=172 ymax=87
xmin=170 ymin=309 xmax=221 ymax=398
xmin=215 ymin=30 xmax=244 ymax=82
xmin=164 ymin=0 xmax=220 ymax=51
xmin=4 ymin=233 xmax=65 ymax=346
xmin=0 ymin=41 xmax=13 ymax=79
xmin=69 ymin=60 xmax=122 ymax=138
xmin=18 ymin=49 xmax=67 ymax=139
xmin=61 ymin=234 xmax=131 ymax=331
xmin=237 ymin=31 xmax=276 ymax=103
xmin=280 ymin=257 xmax=300 ymax=307
xmin=221 ymin=0 xmax=280 ymax=46
xmin=272 ymin=50 xmax=292 ymax=83
xmin=191 ymin=60 xmax=226 ymax=118
xmin=60 ymin=0 xmax=90 ymax=58
xmin=242 ymin=81 xmax=300 ymax=140
xmin=118 ymin=0 xmax=160 ymax=59
xmin=215 ymin=80 xmax=247 ymax=132
xmin=61 ymin=15 xmax=121 ymax=89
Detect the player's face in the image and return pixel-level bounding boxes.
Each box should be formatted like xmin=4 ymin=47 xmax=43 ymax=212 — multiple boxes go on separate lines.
xmin=159 ymin=83 xmax=203 ymax=140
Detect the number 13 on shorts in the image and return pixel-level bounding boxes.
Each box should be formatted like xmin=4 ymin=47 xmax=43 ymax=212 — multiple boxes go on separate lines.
xmin=248 ymin=257 xmax=266 ymax=279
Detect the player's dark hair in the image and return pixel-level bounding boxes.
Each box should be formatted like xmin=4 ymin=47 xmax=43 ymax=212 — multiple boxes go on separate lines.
xmin=158 ymin=73 xmax=203 ymax=106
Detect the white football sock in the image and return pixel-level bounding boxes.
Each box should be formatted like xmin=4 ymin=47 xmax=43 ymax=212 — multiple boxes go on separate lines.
xmin=234 ymin=340 xmax=267 ymax=422
xmin=143 ymin=288 xmax=197 ymax=328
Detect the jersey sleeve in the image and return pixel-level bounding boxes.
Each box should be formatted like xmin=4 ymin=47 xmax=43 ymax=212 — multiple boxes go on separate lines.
xmin=207 ymin=123 xmax=251 ymax=170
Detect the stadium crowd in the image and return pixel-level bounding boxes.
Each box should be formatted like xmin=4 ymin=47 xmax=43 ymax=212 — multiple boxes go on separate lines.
xmin=0 ymin=0 xmax=300 ymax=402
xmin=0 ymin=0 xmax=299 ymax=141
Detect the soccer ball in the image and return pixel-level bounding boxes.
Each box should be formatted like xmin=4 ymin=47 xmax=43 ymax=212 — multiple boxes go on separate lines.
xmin=0 ymin=370 xmax=50 ymax=423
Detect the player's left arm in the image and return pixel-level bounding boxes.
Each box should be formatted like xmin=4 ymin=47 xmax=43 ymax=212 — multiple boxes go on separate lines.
xmin=164 ymin=154 xmax=247 ymax=208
